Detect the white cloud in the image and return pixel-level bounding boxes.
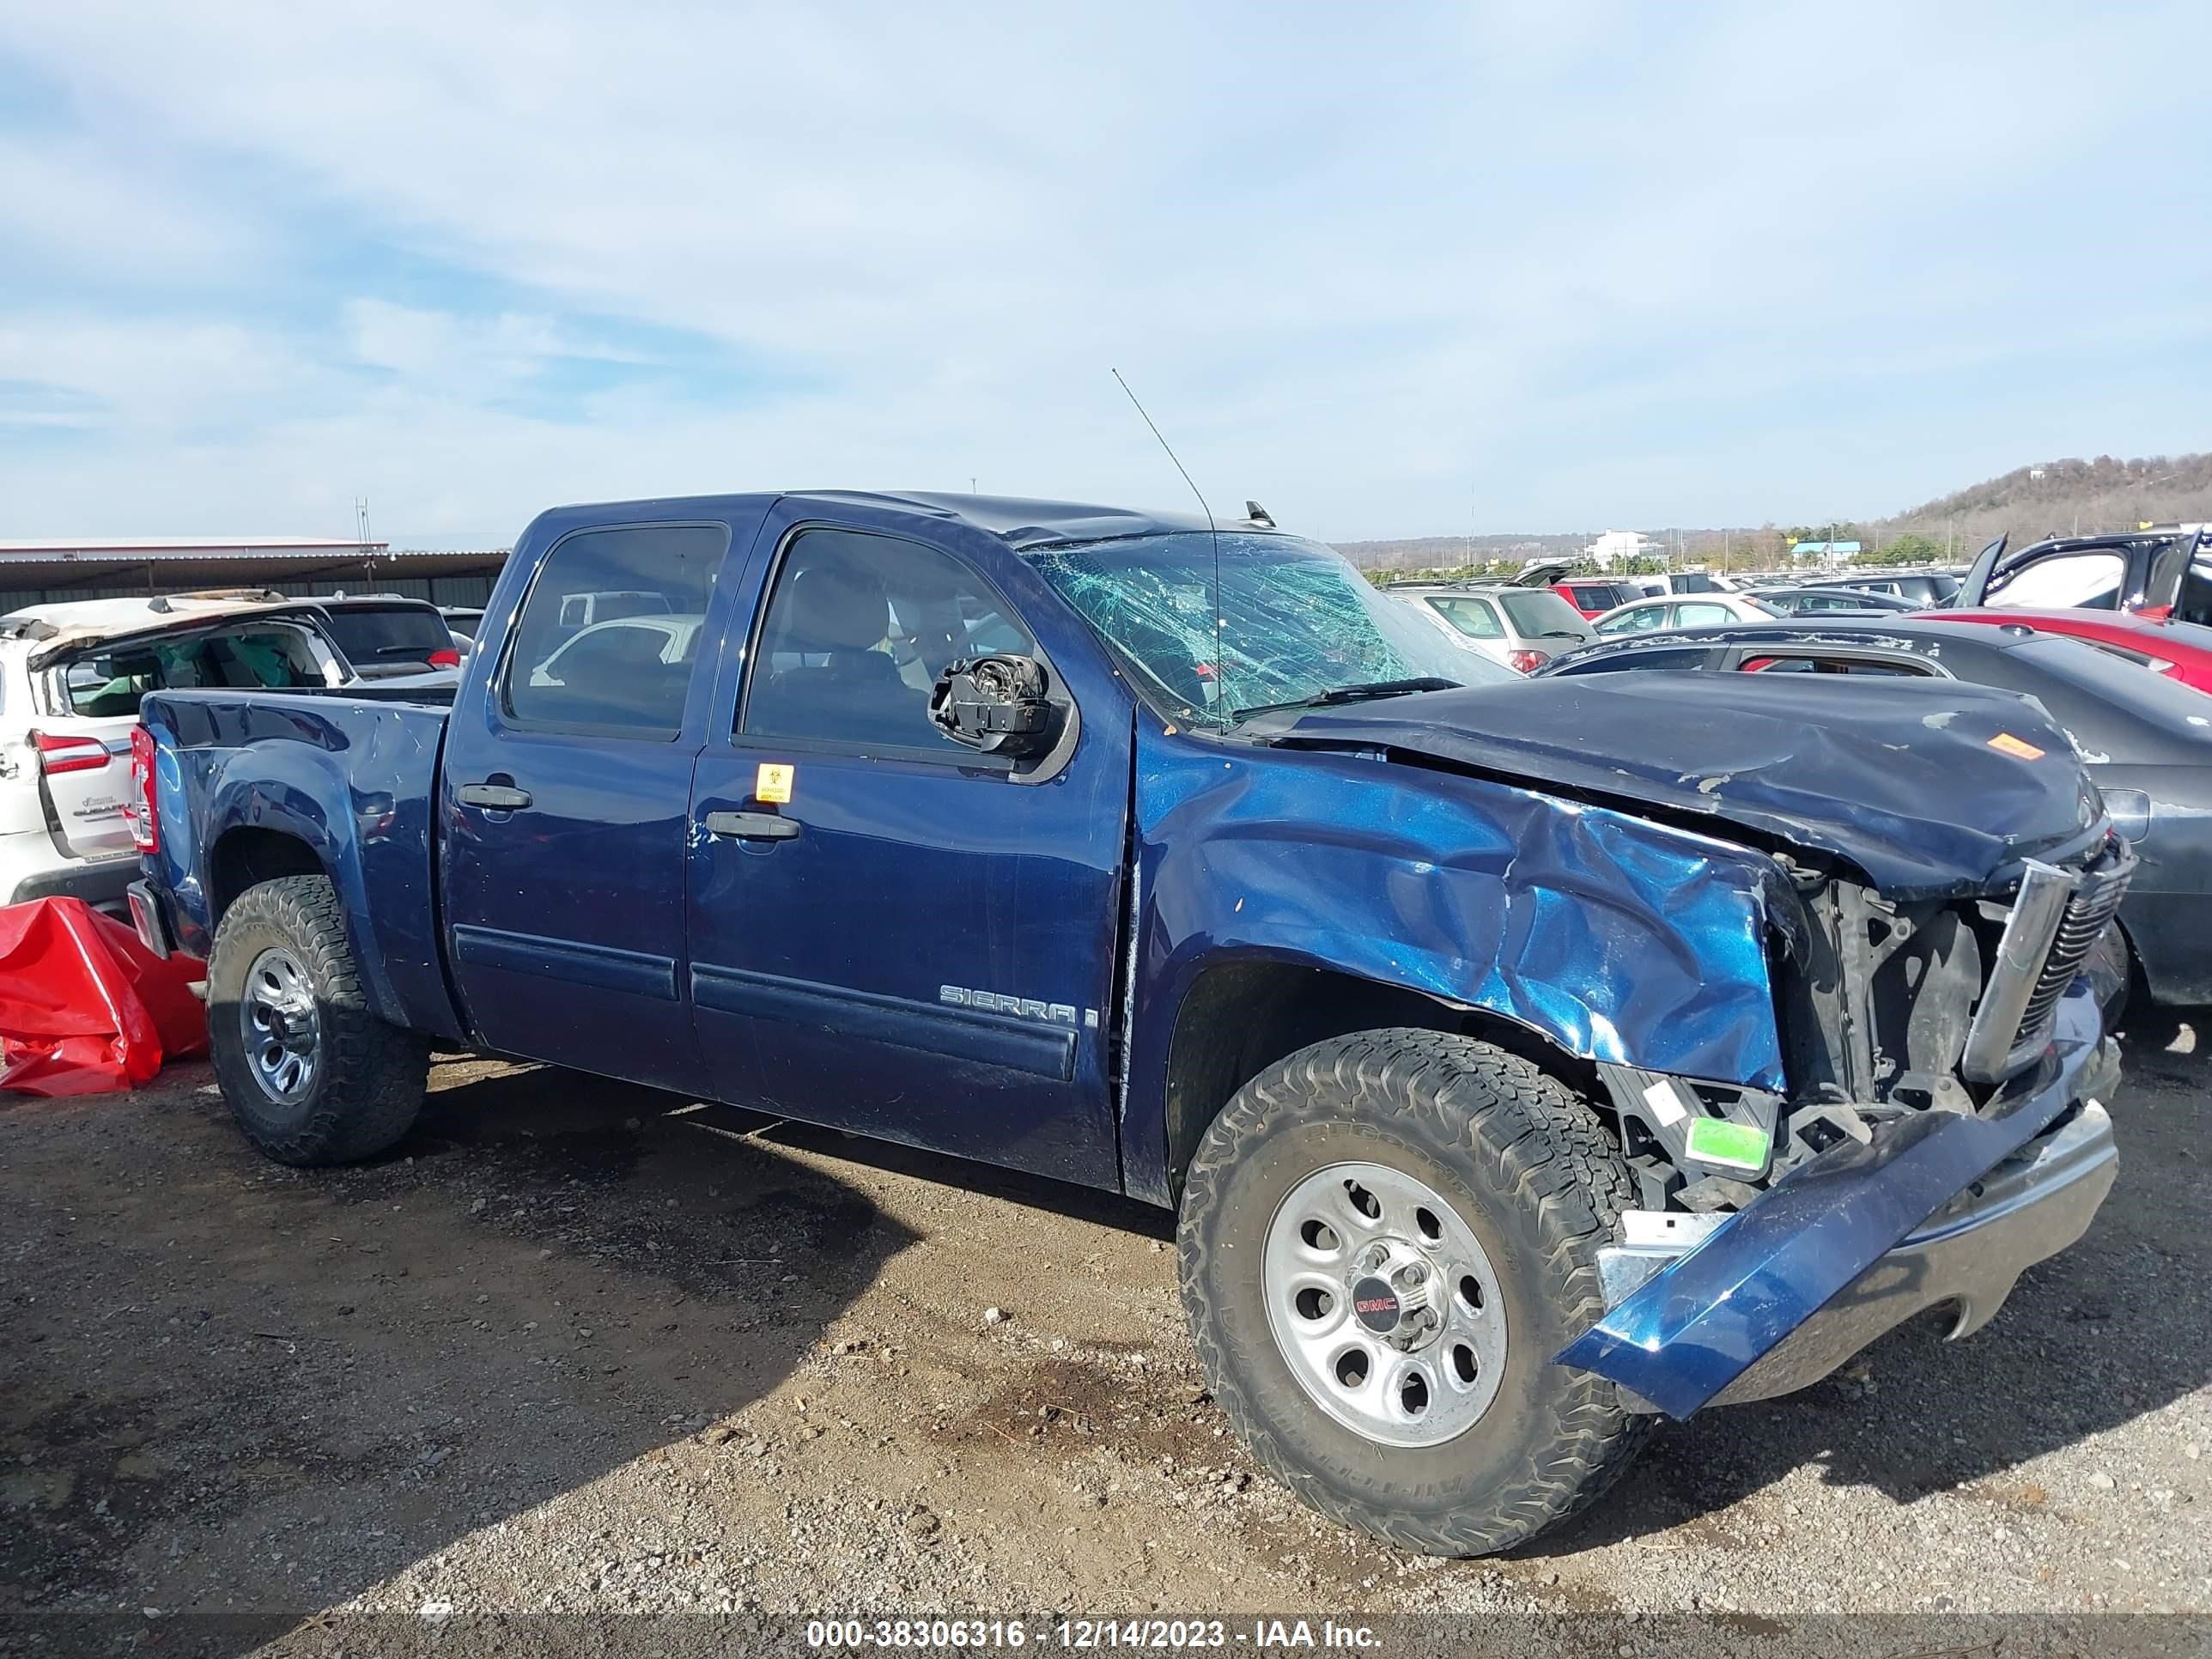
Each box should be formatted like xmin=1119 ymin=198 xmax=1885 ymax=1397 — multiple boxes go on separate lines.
xmin=0 ymin=131 xmax=267 ymax=283
xmin=1 ymin=2 xmax=2208 ymax=540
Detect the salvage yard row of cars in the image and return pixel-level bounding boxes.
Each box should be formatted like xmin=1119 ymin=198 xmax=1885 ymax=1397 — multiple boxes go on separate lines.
xmin=1388 ymin=523 xmax=2212 ymax=1016
xmin=52 ymin=487 xmax=2179 ymax=1563
xmin=0 ymin=591 xmax=471 ymax=912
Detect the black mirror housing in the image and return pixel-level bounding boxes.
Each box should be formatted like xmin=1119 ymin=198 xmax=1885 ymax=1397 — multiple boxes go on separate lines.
xmin=929 ymin=654 xmax=1060 ymax=757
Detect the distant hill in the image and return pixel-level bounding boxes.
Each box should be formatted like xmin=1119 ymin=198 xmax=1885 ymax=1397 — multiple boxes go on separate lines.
xmin=1330 ymin=532 xmax=1590 ymax=574
xmin=1331 ymin=453 xmax=2212 ymax=575
xmin=1875 ymin=453 xmax=2212 ymax=550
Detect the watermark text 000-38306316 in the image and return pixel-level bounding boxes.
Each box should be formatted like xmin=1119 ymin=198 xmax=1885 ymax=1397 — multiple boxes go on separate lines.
xmin=805 ymin=1618 xmax=1381 ymax=1650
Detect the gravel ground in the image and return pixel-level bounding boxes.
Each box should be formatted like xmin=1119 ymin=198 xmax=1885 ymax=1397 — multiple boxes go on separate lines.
xmin=3 ymin=1012 xmax=2208 ymax=1644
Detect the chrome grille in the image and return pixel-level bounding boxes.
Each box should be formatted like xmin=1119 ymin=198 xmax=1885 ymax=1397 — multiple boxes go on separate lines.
xmin=1959 ymin=842 xmax=2136 ymax=1084
xmin=2015 ymin=859 xmax=2130 ymax=1047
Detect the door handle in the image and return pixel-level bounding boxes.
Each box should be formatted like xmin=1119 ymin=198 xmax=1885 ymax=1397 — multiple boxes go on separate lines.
xmin=458 ymin=782 xmax=533 ymax=811
xmin=704 ymin=810 xmax=799 ymax=841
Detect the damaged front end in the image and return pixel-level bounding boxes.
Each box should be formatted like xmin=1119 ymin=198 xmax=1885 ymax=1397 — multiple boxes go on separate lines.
xmin=1559 ymin=834 xmax=2132 ymax=1418
xmin=1268 ymin=672 xmax=2135 ymax=1419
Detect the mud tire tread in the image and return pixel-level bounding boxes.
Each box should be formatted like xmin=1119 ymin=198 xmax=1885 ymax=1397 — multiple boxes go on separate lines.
xmin=1177 ymin=1028 xmax=1653 ymax=1557
xmin=207 ymin=875 xmax=428 ymax=1165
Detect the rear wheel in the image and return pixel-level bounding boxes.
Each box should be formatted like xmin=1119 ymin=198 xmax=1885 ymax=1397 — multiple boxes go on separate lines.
xmin=1177 ymin=1029 xmax=1650 ymax=1556
xmin=207 ymin=875 xmax=428 ymax=1165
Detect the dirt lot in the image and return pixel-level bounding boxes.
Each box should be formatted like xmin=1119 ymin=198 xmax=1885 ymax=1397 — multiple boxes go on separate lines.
xmin=3 ymin=1016 xmax=2209 ymax=1644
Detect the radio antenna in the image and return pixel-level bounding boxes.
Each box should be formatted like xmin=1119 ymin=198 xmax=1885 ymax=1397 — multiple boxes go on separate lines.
xmin=1112 ymin=368 xmax=1226 ymax=719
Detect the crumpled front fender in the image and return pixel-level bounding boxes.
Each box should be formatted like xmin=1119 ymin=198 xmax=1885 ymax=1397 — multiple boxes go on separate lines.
xmin=1117 ymin=726 xmax=1797 ymax=1206
xmin=1555 ymin=981 xmax=2116 ymax=1418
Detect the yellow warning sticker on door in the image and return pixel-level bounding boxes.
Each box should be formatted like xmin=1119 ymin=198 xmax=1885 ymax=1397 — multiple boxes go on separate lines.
xmin=755 ymin=762 xmax=795 ymax=804
xmin=1986 ymin=732 xmax=2046 ymax=761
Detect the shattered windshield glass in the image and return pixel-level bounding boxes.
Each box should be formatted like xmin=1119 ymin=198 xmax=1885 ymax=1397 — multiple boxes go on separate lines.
xmin=1024 ymin=532 xmax=1504 ymax=725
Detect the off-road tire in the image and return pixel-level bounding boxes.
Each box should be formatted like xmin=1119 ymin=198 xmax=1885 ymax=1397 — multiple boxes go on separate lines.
xmin=207 ymin=875 xmax=429 ymax=1165
xmin=1177 ymin=1029 xmax=1652 ymax=1557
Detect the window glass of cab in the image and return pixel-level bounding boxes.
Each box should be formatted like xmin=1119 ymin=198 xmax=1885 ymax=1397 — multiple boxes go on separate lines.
xmin=503 ymin=523 xmax=725 ymax=735
xmin=743 ymin=528 xmax=1035 ymax=752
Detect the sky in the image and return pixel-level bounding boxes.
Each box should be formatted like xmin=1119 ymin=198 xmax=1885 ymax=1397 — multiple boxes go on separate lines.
xmin=3 ymin=3 xmax=2209 ymax=548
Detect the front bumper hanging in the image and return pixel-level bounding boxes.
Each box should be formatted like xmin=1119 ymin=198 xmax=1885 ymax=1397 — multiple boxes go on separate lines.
xmin=1555 ymin=980 xmax=2119 ymax=1419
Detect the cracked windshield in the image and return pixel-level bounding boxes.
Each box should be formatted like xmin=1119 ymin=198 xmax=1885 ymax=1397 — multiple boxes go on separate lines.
xmin=1025 ymin=531 xmax=1504 ymax=724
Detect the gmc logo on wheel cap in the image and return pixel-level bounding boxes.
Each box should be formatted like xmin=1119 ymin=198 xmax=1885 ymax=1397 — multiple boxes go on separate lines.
xmin=1351 ymin=1275 xmax=1401 ymax=1332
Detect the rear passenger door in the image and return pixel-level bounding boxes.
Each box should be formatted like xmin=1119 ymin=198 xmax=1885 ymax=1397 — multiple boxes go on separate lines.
xmin=441 ymin=516 xmax=750 ymax=1093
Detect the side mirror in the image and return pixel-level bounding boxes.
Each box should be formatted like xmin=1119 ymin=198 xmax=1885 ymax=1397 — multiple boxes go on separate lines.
xmin=929 ymin=654 xmax=1060 ymax=758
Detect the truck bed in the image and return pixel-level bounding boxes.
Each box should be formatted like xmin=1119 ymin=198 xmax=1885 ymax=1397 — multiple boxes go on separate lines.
xmin=139 ymin=687 xmax=466 ymax=1043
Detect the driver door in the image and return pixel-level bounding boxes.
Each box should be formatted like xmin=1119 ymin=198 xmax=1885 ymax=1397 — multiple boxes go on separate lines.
xmin=685 ymin=503 xmax=1127 ymax=1186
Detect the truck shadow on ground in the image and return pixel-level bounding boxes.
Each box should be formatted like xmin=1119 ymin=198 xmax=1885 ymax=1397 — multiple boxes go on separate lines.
xmin=10 ymin=1022 xmax=2198 ymax=1621
xmin=412 ymin=1020 xmax=2207 ymax=1569
xmin=1534 ymin=1015 xmax=2211 ymax=1559
xmin=0 ymin=1056 xmax=916 ymax=1639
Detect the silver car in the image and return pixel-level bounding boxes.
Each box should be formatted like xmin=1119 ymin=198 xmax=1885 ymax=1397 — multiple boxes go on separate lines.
xmin=1387 ymin=583 xmax=1595 ymax=672
xmin=1589 ymin=591 xmax=1783 ymax=637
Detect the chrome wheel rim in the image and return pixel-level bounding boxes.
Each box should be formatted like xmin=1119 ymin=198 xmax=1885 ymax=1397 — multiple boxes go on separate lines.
xmin=1262 ymin=1160 xmax=1508 ymax=1448
xmin=240 ymin=947 xmax=320 ymax=1105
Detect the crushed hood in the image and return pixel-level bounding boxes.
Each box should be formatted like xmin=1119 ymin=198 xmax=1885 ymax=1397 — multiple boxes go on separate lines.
xmin=1273 ymin=672 xmax=2106 ymax=897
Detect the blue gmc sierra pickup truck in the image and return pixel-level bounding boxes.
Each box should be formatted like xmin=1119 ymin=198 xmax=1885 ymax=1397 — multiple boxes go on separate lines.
xmin=128 ymin=490 xmax=2129 ymax=1555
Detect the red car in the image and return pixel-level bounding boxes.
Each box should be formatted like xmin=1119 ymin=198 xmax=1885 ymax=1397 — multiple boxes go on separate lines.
xmin=1550 ymin=578 xmax=1643 ymax=618
xmin=1934 ymin=607 xmax=2212 ymax=695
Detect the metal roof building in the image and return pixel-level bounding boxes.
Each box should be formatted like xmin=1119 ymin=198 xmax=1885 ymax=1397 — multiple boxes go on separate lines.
xmin=0 ymin=538 xmax=510 ymax=613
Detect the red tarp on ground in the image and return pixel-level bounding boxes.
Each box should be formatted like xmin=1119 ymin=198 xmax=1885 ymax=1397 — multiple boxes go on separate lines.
xmin=0 ymin=897 xmax=208 ymax=1097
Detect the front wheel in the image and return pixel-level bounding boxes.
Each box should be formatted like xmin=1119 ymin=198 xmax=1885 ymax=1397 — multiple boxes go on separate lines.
xmin=207 ymin=875 xmax=429 ymax=1165
xmin=1177 ymin=1030 xmax=1650 ymax=1557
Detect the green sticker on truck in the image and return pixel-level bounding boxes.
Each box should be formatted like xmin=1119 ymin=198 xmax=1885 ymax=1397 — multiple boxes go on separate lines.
xmin=1685 ymin=1116 xmax=1771 ymax=1172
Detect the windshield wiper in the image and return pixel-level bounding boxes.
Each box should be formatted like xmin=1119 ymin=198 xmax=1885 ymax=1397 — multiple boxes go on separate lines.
xmin=1232 ymin=677 xmax=1459 ymax=721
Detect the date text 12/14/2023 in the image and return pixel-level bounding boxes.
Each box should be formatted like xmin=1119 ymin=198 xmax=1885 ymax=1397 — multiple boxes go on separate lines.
xmin=804 ymin=1619 xmax=1381 ymax=1650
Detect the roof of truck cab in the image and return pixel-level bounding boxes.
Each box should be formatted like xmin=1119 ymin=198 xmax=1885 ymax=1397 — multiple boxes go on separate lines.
xmin=544 ymin=490 xmax=1282 ymax=552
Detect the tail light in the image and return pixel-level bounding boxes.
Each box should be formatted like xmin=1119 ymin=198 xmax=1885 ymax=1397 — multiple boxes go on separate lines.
xmin=428 ymin=647 xmax=461 ymax=670
xmin=31 ymin=730 xmax=111 ymax=775
xmin=127 ymin=725 xmax=160 ymax=854
xmin=1505 ymin=648 xmax=1547 ymax=674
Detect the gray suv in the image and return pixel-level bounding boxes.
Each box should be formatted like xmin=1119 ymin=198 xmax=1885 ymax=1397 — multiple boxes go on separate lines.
xmin=1387 ymin=582 xmax=1595 ymax=672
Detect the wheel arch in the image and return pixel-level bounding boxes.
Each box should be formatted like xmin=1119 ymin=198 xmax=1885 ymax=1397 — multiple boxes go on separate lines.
xmin=1155 ymin=955 xmax=1600 ymax=1206
xmin=208 ymin=825 xmax=329 ymax=927
xmin=197 ymin=774 xmax=408 ymax=1030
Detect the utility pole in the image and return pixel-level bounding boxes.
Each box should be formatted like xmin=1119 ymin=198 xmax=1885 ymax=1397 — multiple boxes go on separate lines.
xmin=355 ymin=497 xmax=374 ymax=589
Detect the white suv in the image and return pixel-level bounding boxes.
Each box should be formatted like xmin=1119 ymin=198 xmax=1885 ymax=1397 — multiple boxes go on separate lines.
xmin=0 ymin=595 xmax=346 ymax=909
